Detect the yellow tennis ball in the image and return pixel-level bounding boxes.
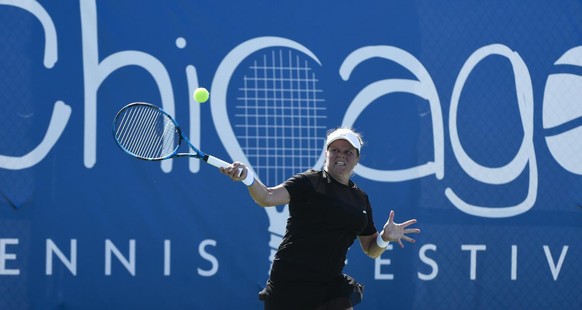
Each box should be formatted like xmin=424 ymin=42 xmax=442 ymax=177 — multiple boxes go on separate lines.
xmin=193 ymin=87 xmax=210 ymax=103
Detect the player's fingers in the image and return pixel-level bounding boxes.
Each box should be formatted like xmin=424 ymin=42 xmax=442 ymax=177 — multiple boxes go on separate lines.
xmin=220 ymin=166 xmax=234 ymax=178
xmin=402 ymin=235 xmax=416 ymax=243
xmin=231 ymin=162 xmax=246 ymax=178
xmin=400 ymin=219 xmax=417 ymax=228
xmin=388 ymin=210 xmax=395 ymax=223
xmin=225 ymin=165 xmax=240 ymax=179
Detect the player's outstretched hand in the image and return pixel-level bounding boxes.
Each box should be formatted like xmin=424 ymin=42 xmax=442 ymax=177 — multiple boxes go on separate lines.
xmin=381 ymin=210 xmax=420 ymax=248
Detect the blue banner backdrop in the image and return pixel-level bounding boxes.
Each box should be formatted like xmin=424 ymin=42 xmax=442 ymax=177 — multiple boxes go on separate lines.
xmin=0 ymin=1 xmax=581 ymax=309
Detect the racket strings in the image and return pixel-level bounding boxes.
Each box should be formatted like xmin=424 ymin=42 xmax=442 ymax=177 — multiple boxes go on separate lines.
xmin=114 ymin=105 xmax=179 ymax=159
xmin=235 ymin=49 xmax=326 ymax=185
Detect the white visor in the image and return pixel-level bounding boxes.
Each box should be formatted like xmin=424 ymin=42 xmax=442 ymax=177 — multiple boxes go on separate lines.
xmin=325 ymin=129 xmax=361 ymax=152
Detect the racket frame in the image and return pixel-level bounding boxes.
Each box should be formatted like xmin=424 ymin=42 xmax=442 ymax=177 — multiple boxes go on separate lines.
xmin=112 ymin=102 xmax=231 ymax=169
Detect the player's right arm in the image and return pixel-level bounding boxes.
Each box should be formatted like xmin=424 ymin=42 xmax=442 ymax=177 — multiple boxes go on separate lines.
xmin=220 ymin=162 xmax=290 ymax=207
xmin=247 ymin=180 xmax=290 ymax=207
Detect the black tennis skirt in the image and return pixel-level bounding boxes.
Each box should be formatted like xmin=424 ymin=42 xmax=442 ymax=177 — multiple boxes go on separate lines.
xmin=259 ymin=273 xmax=364 ymax=310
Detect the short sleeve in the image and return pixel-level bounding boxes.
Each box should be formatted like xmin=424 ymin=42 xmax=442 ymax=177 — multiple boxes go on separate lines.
xmin=282 ymin=170 xmax=318 ymax=203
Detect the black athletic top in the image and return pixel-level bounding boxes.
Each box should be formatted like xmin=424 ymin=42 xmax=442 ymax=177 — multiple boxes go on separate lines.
xmin=269 ymin=169 xmax=377 ymax=283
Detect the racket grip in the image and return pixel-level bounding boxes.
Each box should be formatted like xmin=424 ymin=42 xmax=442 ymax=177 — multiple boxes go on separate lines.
xmin=205 ymin=155 xmax=231 ymax=169
xmin=205 ymin=155 xmax=245 ymax=178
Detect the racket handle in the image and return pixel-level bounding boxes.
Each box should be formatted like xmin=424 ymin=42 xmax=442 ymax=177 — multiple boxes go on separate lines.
xmin=205 ymin=155 xmax=244 ymax=177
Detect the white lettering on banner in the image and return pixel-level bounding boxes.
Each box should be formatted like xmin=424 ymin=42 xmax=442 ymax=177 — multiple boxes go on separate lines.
xmin=74 ymin=19 xmax=582 ymax=217
xmin=374 ymin=244 xmax=394 ymax=280
xmin=0 ymin=1 xmax=71 ymax=170
xmin=105 ymin=239 xmax=136 ymax=276
xmin=461 ymin=244 xmax=487 ymax=280
xmin=418 ymin=244 xmax=438 ymax=281
xmin=80 ymin=0 xmax=176 ymax=172
xmin=375 ymin=243 xmax=570 ymax=281
xmin=46 ymin=239 xmax=77 ymax=276
xmin=0 ymin=238 xmax=572 ymax=282
xmin=197 ymin=240 xmax=219 ymax=277
xmin=447 ymin=45 xmax=537 ymax=218
xmin=340 ymin=44 xmax=537 ymax=218
xmin=185 ymin=65 xmax=203 ymax=173
xmin=340 ymin=46 xmax=445 ymax=181
xmin=543 ymin=245 xmax=569 ymax=281
xmin=164 ymin=239 xmax=171 ymax=276
xmin=0 ymin=0 xmax=580 ymax=218
xmin=0 ymin=238 xmax=19 ymax=275
xmin=10 ymin=238 xmax=219 ymax=277
xmin=511 ymin=245 xmax=518 ymax=280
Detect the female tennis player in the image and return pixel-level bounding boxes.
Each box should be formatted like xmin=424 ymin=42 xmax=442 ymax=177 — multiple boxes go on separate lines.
xmin=220 ymin=127 xmax=421 ymax=310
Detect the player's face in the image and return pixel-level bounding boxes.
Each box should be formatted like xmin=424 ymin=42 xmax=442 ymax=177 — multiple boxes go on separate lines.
xmin=325 ymin=139 xmax=359 ymax=180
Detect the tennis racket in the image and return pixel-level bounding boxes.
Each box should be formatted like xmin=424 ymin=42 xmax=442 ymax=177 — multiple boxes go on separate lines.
xmin=112 ymin=102 xmax=244 ymax=176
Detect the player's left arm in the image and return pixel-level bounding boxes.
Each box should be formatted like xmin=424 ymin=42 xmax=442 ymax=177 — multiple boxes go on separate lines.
xmin=358 ymin=232 xmax=385 ymax=259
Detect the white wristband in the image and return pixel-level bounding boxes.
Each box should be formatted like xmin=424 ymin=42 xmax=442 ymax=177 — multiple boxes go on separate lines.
xmin=242 ymin=170 xmax=254 ymax=186
xmin=376 ymin=233 xmax=389 ymax=248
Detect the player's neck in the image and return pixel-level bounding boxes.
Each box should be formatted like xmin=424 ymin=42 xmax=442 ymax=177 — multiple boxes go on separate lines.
xmin=324 ymin=168 xmax=350 ymax=186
